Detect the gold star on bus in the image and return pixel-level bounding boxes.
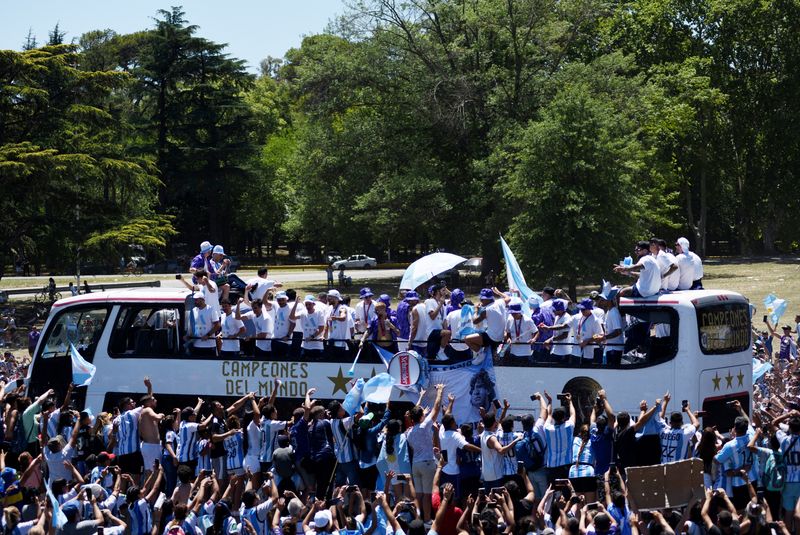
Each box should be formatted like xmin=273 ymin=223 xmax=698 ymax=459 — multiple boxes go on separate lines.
xmin=712 ymin=372 xmax=721 ymax=391
xmin=328 ymin=367 xmax=350 ymax=396
xmin=737 ymin=370 xmax=744 ymax=387
xmin=725 ymin=370 xmax=734 ymax=388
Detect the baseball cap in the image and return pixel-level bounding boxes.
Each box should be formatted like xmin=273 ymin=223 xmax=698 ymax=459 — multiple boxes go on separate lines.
xmin=327 ymin=289 xmax=342 ymax=300
xmin=577 ymin=298 xmax=594 ymax=311
xmin=314 ymin=510 xmax=332 ymax=529
xmin=303 ymin=295 xmax=316 ymax=304
xmin=200 ymin=241 xmax=213 ymax=253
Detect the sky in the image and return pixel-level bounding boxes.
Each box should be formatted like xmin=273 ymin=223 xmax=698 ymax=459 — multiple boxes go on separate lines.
xmin=1 ymin=0 xmax=348 ymax=72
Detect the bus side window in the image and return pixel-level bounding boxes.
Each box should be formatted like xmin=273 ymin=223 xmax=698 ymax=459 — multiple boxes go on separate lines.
xmin=41 ymin=308 xmax=108 ymax=360
xmin=620 ymin=307 xmax=679 ymax=366
xmin=110 ymin=306 xmax=182 ymax=357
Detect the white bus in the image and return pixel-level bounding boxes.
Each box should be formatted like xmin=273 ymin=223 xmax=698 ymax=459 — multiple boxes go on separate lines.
xmin=24 ymin=288 xmax=752 ymax=429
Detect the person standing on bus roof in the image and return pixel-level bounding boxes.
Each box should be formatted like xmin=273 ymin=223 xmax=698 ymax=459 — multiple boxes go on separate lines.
xmin=184 ymin=292 xmax=220 ymax=358
xmin=539 ymin=300 xmax=571 ymax=363
xmin=323 ymin=290 xmax=349 ymax=360
xmin=218 ymin=299 xmax=245 ymax=359
xmin=675 ymin=237 xmax=704 ymax=289
xmin=614 ymin=241 xmax=661 ymax=299
xmin=354 ymin=288 xmax=377 ymax=334
xmin=238 ymin=296 xmax=273 ymax=360
xmin=576 ymin=298 xmax=603 ymax=364
xmin=139 ymin=386 xmax=166 ymax=479
xmin=597 ymin=288 xmax=623 ymax=366
xmin=271 ymin=292 xmax=294 ymax=360
xmin=290 ymin=295 xmax=325 ymax=361
xmin=109 ymin=377 xmax=152 ymax=478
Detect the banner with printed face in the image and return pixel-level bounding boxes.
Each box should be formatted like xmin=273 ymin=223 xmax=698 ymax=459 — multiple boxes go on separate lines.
xmin=418 ymin=351 xmax=497 ymax=424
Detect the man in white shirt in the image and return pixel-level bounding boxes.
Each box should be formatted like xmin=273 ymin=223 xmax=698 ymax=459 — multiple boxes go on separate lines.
xmin=354 ymin=287 xmax=377 ymax=334
xmin=218 ymin=299 xmax=245 ymax=358
xmin=675 ymin=237 xmax=704 ymax=289
xmin=503 ymin=302 xmax=537 ymax=363
xmin=538 ymin=300 xmax=572 ymax=362
xmin=178 ymin=271 xmax=220 ymax=314
xmin=673 ymin=239 xmax=696 ymax=290
xmin=237 ymin=297 xmax=274 ymax=358
xmin=651 ymin=238 xmax=679 ymax=291
xmin=614 ymin=241 xmax=661 ymax=299
xmin=575 ymin=298 xmax=603 ymax=362
xmin=423 ymin=284 xmax=448 ymax=360
xmin=473 ymin=288 xmax=510 ymax=355
xmin=247 ymin=266 xmax=283 ymax=302
xmin=439 ymin=412 xmax=481 ymax=495
xmin=407 ymin=291 xmax=429 ymax=356
xmin=270 ymin=292 xmax=294 ymax=359
xmin=290 ymin=295 xmax=325 ymax=360
xmin=324 ymin=289 xmax=350 ymax=359
xmin=185 ymin=293 xmax=220 ymax=357
xmin=598 ymin=288 xmax=624 ymax=365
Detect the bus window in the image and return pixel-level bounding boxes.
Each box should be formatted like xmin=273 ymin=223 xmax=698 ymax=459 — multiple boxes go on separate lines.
xmin=695 ymin=302 xmax=751 ymax=355
xmin=41 ymin=307 xmax=108 ymax=361
xmin=619 ymin=306 xmax=679 ymax=366
xmin=110 ymin=305 xmax=182 ymax=356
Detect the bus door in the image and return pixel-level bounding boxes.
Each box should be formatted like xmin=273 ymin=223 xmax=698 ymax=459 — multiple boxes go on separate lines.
xmin=693 ymin=295 xmax=752 ymax=431
xmin=29 ymin=305 xmax=110 ymax=408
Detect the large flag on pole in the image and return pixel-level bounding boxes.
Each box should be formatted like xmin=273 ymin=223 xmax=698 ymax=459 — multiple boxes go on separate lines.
xmin=47 ymin=484 xmax=68 ymax=529
xmin=70 ymin=343 xmax=96 ymax=387
xmin=500 ymin=235 xmax=540 ymax=315
xmin=763 ymin=294 xmax=788 ymax=325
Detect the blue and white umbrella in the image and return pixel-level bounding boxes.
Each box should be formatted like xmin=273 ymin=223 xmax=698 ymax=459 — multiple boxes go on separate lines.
xmin=400 ymin=252 xmax=467 ymax=291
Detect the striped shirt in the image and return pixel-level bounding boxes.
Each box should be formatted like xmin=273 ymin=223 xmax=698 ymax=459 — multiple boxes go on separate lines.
xmin=240 ymin=500 xmax=273 ymax=535
xmin=129 ymin=498 xmax=152 ymax=535
xmin=177 ymin=422 xmax=200 ymax=462
xmin=497 ymin=430 xmax=521 ymax=476
xmin=778 ymin=430 xmax=800 ymax=483
xmin=114 ymin=406 xmax=143 ymax=456
xmin=46 ymin=408 xmax=61 ymax=440
xmin=569 ymin=438 xmax=595 ymax=478
xmin=715 ymin=432 xmax=755 ymax=487
xmin=197 ymin=439 xmax=212 ymax=473
xmin=659 ymin=423 xmax=696 ymax=464
xmin=539 ymin=419 xmax=574 ymax=467
xmin=259 ymin=420 xmax=288 ymax=463
xmin=224 ymin=431 xmax=245 ymax=470
xmin=330 ymin=417 xmax=356 ymax=463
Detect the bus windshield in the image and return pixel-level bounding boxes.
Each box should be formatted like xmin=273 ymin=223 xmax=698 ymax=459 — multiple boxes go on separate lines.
xmin=40 ymin=306 xmax=109 ymax=360
xmin=695 ymin=301 xmax=751 ymax=354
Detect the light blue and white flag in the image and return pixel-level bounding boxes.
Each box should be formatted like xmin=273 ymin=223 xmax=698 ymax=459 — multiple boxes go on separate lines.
xmin=361 ymin=373 xmax=396 ymax=404
xmin=342 ymin=378 xmax=364 ymax=416
xmin=500 ymin=235 xmax=540 ymax=316
xmin=372 ymin=343 xmax=394 ymax=368
xmin=70 ymin=343 xmax=96 ymax=387
xmin=753 ymin=358 xmax=773 ymax=383
xmin=47 ymin=484 xmax=68 ymax=529
xmin=764 ymin=294 xmax=788 ymax=325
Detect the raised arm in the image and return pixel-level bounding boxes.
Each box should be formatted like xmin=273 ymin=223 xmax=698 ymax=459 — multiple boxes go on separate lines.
xmin=429 ymin=383 xmax=446 ymax=422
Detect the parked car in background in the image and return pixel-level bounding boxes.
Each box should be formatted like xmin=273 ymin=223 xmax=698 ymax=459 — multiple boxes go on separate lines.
xmin=144 ymin=259 xmax=181 ymax=274
xmin=333 ymin=254 xmax=377 ymax=269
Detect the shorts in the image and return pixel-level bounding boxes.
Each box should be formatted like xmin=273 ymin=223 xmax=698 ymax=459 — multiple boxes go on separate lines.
xmin=479 ymin=333 xmax=501 ymax=354
xmin=411 ymin=459 xmax=437 ymax=493
xmin=141 ymin=442 xmax=162 ymax=472
xmin=244 ymin=455 xmax=260 ymax=475
xmin=426 ymin=330 xmax=443 ymax=359
xmin=782 ymin=481 xmax=800 ymax=510
xmin=117 ymin=451 xmax=144 ymax=475
xmin=211 ymin=456 xmax=227 ymax=480
xmin=631 ymin=286 xmax=643 ymax=298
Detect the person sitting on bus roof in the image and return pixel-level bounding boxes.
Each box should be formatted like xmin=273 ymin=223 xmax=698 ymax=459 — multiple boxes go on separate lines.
xmin=675 ymin=237 xmax=704 ymax=289
xmin=184 ymin=292 xmax=220 ymax=358
xmin=209 ymin=245 xmax=232 ymax=303
xmin=247 ymin=266 xmax=283 ymax=302
xmin=650 ymin=238 xmax=680 ymax=292
xmin=613 ymin=241 xmax=661 ymax=300
xmin=189 ymin=241 xmax=213 ymax=276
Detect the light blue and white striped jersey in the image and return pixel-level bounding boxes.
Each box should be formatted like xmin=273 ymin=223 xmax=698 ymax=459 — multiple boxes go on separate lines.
xmin=196 ymin=439 xmax=212 ymax=473
xmin=177 ymin=422 xmax=200 ymax=462
xmin=0 ymin=518 xmax=35 ymax=535
xmin=569 ymin=437 xmax=595 ymax=478
xmin=659 ymin=422 xmax=696 ymax=464
xmin=778 ymin=430 xmax=800 ymax=483
xmin=330 ymin=417 xmax=356 ymax=463
xmin=258 ymin=420 xmax=288 ymax=463
xmin=46 ymin=408 xmax=61 ymax=440
xmin=114 ymin=406 xmax=143 ymax=456
xmin=224 ymin=431 xmax=245 ymax=470
xmin=715 ymin=430 xmax=756 ymax=487
xmin=129 ymin=498 xmax=152 ymax=535
xmin=539 ymin=420 xmax=574 ymax=468
xmin=240 ymin=499 xmax=273 ymax=535
xmin=497 ymin=430 xmax=521 ymax=476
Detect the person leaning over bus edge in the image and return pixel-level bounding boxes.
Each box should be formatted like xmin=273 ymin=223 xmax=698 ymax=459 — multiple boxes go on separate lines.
xmin=614 ymin=240 xmax=661 ymax=300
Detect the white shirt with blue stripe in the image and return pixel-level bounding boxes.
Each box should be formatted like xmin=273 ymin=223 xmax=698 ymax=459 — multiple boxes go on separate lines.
xmin=240 ymin=499 xmax=273 ymax=535
xmin=114 ymin=406 xmax=143 ymax=456
xmin=224 ymin=431 xmax=245 ymax=470
xmin=537 ymin=417 xmax=573 ymax=468
xmin=196 ymin=439 xmax=212 ymax=473
xmin=569 ymin=437 xmax=595 ymax=478
xmin=177 ymin=422 xmax=200 ymax=462
xmin=715 ymin=429 xmax=756 ymax=488
xmin=129 ymin=498 xmax=152 ymax=535
xmin=259 ymin=420 xmax=288 ymax=463
xmin=331 ymin=417 xmax=356 ymax=463
xmin=659 ymin=421 xmax=696 ymax=464
xmin=777 ymin=430 xmax=800 ymax=483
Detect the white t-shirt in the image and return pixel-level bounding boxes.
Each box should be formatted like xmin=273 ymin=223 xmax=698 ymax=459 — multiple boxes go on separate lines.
xmin=290 ymin=302 xmax=303 ymax=333
xmin=688 ymin=251 xmax=704 ymax=280
xmin=660 ymin=251 xmax=680 ymax=291
xmin=45 ymin=444 xmax=75 ymax=482
xmin=445 ymin=308 xmax=471 ymax=351
xmin=440 ymin=428 xmax=469 ymax=475
xmin=575 ymin=312 xmax=603 ymax=360
xmin=326 ymin=304 xmax=350 ymax=348
xmin=551 ymin=313 xmax=573 ymax=356
xmin=485 ymin=300 xmax=507 ymax=342
xmin=412 ymin=303 xmax=431 ymax=344
xmin=201 ymin=280 xmax=220 ymax=313
xmin=425 ymin=298 xmax=446 ymax=331
xmin=603 ymin=307 xmax=624 ymax=355
xmin=191 ymin=306 xmax=220 ymax=348
xmin=220 ymin=312 xmax=245 ymax=352
xmin=273 ymin=304 xmax=292 ymax=340
xmin=247 ymin=309 xmax=274 ymax=351
xmin=676 ymin=253 xmax=695 ymax=290
xmin=354 ymin=300 xmax=377 ymax=333
xmin=505 ymin=315 xmax=536 ymax=357
xmin=300 ymin=308 xmax=325 ymax=350
xmin=248 ymin=278 xmax=275 ymax=301
xmin=634 ymin=255 xmax=661 ymax=297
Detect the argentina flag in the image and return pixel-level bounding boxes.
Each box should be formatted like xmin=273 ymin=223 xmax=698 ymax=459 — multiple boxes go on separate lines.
xmin=500 ymin=235 xmax=541 ymax=315
xmin=70 ymin=343 xmax=96 ymax=387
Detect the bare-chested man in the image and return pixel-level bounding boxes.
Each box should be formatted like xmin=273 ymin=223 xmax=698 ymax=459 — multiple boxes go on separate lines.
xmin=139 ymin=377 xmax=164 ymax=476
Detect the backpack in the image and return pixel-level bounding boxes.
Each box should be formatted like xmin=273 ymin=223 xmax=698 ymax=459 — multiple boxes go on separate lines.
xmin=765 ymin=449 xmax=788 ymax=492
xmin=515 ymin=430 xmax=546 ymax=471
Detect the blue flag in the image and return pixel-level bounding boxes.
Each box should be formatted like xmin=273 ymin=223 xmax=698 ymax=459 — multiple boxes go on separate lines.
xmin=753 ymin=358 xmax=773 ymax=383
xmin=47 ymin=484 xmax=68 ymax=529
xmin=70 ymin=343 xmax=96 ymax=387
xmin=361 ymin=373 xmax=396 ymax=404
xmin=372 ymin=344 xmax=394 ymax=368
xmin=764 ymin=294 xmax=788 ymax=325
xmin=342 ymin=378 xmax=365 ymax=416
xmin=500 ymin=235 xmax=539 ymax=316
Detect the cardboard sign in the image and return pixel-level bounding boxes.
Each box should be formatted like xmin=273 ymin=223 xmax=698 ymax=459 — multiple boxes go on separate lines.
xmin=625 ymin=459 xmax=705 ymax=510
